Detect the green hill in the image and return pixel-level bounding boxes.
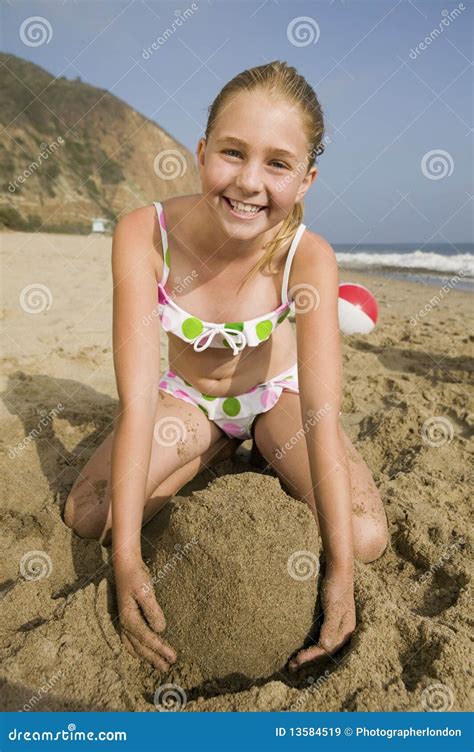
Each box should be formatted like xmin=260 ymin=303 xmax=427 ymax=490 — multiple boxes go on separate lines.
xmin=0 ymin=52 xmax=200 ymax=233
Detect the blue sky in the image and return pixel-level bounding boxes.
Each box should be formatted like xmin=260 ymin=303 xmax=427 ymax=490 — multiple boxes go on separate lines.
xmin=2 ymin=0 xmax=473 ymax=244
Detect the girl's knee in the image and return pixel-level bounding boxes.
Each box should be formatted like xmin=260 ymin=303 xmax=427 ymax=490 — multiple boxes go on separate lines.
xmin=62 ymin=491 xmax=77 ymax=531
xmin=354 ymin=525 xmax=388 ymax=563
xmin=62 ymin=490 xmax=106 ymax=541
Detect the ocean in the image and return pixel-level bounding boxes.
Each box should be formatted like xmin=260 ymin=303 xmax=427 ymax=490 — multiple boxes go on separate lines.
xmin=334 ymin=242 xmax=473 ymax=292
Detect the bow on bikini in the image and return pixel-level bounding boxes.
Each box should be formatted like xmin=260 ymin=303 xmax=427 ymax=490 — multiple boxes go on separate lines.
xmin=192 ymin=325 xmax=247 ymax=356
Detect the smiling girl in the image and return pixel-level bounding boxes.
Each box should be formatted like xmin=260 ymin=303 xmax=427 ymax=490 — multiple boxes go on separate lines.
xmin=64 ymin=61 xmax=388 ymax=674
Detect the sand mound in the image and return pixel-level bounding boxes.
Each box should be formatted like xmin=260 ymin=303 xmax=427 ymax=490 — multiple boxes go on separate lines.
xmin=149 ymin=473 xmax=320 ymax=686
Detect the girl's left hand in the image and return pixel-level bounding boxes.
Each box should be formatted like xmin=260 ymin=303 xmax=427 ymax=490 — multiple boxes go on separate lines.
xmin=288 ymin=569 xmax=356 ymax=672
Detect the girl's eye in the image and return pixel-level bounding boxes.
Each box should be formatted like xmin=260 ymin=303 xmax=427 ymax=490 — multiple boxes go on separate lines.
xmin=270 ymin=160 xmax=288 ymax=170
xmin=222 ymin=150 xmax=288 ymax=170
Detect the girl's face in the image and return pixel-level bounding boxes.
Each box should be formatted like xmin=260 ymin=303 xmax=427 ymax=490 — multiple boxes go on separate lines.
xmin=196 ymin=91 xmax=317 ymax=235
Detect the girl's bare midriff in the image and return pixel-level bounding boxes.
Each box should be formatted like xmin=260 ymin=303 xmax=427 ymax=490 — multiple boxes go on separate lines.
xmin=154 ymin=194 xmax=298 ymax=397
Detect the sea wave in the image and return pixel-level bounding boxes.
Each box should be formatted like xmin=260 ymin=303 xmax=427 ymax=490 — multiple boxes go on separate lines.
xmin=335 ymin=250 xmax=474 ymax=277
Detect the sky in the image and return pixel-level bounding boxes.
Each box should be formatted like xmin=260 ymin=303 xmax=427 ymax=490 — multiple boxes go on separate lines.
xmin=2 ymin=0 xmax=473 ymax=245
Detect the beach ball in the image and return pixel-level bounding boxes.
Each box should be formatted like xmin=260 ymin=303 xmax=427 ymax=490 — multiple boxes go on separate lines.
xmin=338 ymin=283 xmax=378 ymax=334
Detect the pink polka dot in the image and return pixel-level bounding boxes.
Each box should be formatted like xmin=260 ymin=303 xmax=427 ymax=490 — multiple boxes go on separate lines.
xmin=159 ymin=210 xmax=167 ymax=230
xmin=158 ymin=380 xmax=169 ymax=390
xmin=222 ymin=422 xmax=245 ymax=437
xmin=158 ymin=287 xmax=168 ymax=305
xmin=167 ymin=370 xmax=177 ymax=378
xmin=174 ymin=389 xmax=191 ymax=399
xmin=260 ymin=388 xmax=279 ymax=408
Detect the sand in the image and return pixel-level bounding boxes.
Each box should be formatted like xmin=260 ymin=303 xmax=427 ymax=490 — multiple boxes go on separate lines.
xmin=1 ymin=230 xmax=473 ymax=712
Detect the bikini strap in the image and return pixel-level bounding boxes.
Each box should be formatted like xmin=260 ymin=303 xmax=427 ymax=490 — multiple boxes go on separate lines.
xmin=280 ymin=223 xmax=307 ymax=305
xmin=153 ymin=201 xmax=169 ymax=285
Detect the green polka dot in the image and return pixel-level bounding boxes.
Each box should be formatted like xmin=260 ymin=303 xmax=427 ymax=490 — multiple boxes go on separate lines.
xmin=202 ymin=394 xmax=217 ymax=401
xmin=222 ymin=397 xmax=241 ymax=417
xmin=164 ymin=247 xmax=170 ymax=268
xmin=255 ymin=319 xmax=273 ymax=341
xmin=182 ymin=317 xmax=203 ymax=339
xmin=277 ymin=309 xmax=290 ymax=324
xmin=223 ymin=322 xmax=244 ymax=348
xmin=197 ymin=404 xmax=209 ymax=417
xmin=183 ymin=379 xmax=192 ymax=387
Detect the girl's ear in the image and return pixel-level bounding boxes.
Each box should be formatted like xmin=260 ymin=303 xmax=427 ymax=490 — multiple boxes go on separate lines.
xmin=196 ymin=137 xmax=207 ymax=169
xmin=296 ymin=165 xmax=318 ymax=202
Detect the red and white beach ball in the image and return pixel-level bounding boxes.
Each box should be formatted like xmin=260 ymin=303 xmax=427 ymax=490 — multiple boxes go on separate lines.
xmin=338 ymin=283 xmax=378 ymax=334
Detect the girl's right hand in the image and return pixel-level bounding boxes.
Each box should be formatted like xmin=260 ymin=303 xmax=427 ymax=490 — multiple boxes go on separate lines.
xmin=115 ymin=558 xmax=177 ymax=672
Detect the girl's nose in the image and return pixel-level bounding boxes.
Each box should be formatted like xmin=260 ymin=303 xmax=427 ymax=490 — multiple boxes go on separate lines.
xmin=235 ymin=162 xmax=264 ymax=193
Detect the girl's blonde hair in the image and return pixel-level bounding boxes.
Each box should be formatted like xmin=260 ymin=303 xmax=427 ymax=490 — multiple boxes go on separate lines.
xmin=204 ymin=60 xmax=326 ymax=291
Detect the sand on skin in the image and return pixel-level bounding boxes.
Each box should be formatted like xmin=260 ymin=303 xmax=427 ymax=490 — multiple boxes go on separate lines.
xmin=0 ymin=230 xmax=472 ymax=711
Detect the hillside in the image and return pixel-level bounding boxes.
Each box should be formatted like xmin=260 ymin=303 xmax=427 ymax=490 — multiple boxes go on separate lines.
xmin=0 ymin=53 xmax=200 ymax=233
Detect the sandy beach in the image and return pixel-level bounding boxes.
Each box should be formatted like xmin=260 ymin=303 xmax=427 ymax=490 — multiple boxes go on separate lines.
xmin=1 ymin=229 xmax=472 ymax=712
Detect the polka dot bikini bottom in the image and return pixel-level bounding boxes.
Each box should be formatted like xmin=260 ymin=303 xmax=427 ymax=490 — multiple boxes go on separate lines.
xmin=158 ymin=362 xmax=299 ymax=440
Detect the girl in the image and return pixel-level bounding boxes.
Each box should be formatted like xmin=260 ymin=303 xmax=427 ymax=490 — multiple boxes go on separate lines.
xmin=64 ymin=61 xmax=388 ymax=675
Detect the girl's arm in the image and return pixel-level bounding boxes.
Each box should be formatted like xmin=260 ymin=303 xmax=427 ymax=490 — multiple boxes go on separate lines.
xmin=109 ymin=210 xmax=177 ymax=672
xmin=110 ymin=208 xmax=162 ymax=569
xmin=288 ymin=233 xmax=355 ymax=672
xmin=292 ymin=233 xmax=354 ymax=573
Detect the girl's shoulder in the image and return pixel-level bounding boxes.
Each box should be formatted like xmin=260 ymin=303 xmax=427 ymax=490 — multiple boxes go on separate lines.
xmin=154 ymin=193 xmax=202 ymax=248
xmin=111 ymin=202 xmax=167 ymax=285
xmin=112 ymin=195 xmax=200 ymax=283
xmin=297 ymin=227 xmax=336 ymax=263
xmin=290 ymin=228 xmax=338 ymax=289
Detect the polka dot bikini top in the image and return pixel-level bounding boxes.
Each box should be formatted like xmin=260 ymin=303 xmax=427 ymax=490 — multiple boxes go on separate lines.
xmin=154 ymin=201 xmax=307 ymax=356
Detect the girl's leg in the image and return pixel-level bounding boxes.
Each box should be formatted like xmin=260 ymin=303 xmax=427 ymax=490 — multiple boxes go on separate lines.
xmin=63 ymin=391 xmax=241 ymax=543
xmin=252 ymin=392 xmax=388 ymax=563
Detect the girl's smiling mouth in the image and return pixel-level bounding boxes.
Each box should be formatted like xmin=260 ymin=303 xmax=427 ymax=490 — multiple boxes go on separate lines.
xmin=222 ymin=195 xmax=268 ymax=219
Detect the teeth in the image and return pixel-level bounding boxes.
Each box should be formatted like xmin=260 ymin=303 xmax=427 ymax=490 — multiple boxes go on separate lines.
xmin=228 ymin=198 xmax=262 ymax=213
